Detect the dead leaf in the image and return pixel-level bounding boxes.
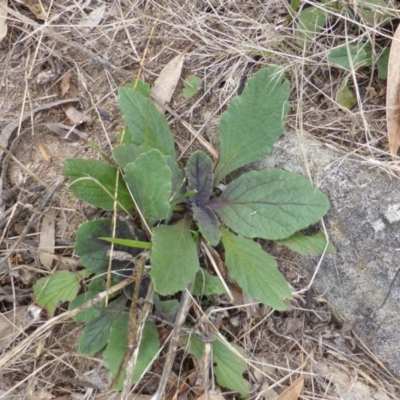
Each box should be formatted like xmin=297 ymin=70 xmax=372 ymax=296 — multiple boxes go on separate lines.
xmin=276 ymin=375 xmax=304 ymax=400
xmin=60 ymin=72 xmax=72 ymax=98
xmin=387 ymin=23 xmax=400 ymax=161
xmin=0 ymin=306 xmax=42 ymax=351
xmin=65 ymin=106 xmax=92 ymax=124
xmin=37 ymin=141 xmax=51 ymax=163
xmin=151 ymin=52 xmax=185 ymax=111
xmin=78 ymin=4 xmax=106 ymax=33
xmin=39 ymin=208 xmax=56 ymax=268
xmin=150 ymin=43 xmax=198 ymax=111
xmin=0 ymin=0 xmax=8 ymax=42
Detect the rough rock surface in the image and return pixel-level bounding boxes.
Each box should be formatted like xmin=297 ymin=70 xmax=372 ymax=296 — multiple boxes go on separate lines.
xmin=257 ymin=131 xmax=400 ymax=377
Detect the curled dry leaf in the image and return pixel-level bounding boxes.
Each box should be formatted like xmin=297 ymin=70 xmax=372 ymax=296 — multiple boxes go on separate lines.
xmin=37 ymin=141 xmax=51 ymax=164
xmin=0 ymin=0 xmax=7 ymax=42
xmin=0 ymin=305 xmax=42 ymax=351
xmin=387 ymin=23 xmax=400 ymax=161
xmin=59 ymin=72 xmax=72 ymax=98
xmin=39 ymin=208 xmax=56 ymax=268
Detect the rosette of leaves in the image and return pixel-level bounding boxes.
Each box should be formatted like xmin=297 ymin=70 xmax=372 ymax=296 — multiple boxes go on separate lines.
xmin=58 ymin=66 xmax=329 ymax=395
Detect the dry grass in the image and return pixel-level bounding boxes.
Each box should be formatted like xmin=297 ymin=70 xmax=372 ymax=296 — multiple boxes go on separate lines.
xmin=1 ymin=0 xmax=400 ymax=398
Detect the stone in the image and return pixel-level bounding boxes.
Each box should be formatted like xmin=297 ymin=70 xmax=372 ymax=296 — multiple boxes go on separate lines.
xmin=256 ymin=131 xmax=400 ymax=377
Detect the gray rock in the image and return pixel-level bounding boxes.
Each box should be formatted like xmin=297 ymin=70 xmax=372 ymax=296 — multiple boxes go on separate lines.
xmin=257 ymin=131 xmax=400 ymax=377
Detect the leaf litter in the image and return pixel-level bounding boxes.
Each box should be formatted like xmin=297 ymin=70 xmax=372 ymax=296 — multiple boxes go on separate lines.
xmin=0 ymin=1 xmax=399 ymax=399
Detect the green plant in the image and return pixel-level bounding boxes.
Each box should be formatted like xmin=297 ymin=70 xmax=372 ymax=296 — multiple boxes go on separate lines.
xmin=33 ymin=67 xmax=329 ymax=396
xmin=295 ymin=1 xmax=392 ymax=78
xmin=183 ymin=74 xmax=203 ymax=98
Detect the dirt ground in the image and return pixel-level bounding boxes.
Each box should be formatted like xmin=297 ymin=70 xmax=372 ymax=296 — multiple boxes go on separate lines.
xmin=1 ymin=1 xmax=400 ymax=399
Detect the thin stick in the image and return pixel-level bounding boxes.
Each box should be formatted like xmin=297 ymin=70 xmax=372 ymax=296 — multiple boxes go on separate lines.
xmin=151 ymin=283 xmax=194 ymax=400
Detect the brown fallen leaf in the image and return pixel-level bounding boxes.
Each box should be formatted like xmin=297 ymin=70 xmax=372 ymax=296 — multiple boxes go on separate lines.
xmin=39 ymin=208 xmax=56 ymax=269
xmin=59 ymin=72 xmax=72 ymax=98
xmin=150 ymin=42 xmax=197 ymax=111
xmin=65 ymin=106 xmax=92 ymax=124
xmin=276 ymin=375 xmax=304 ymax=400
xmin=0 ymin=0 xmax=8 ymax=42
xmin=37 ymin=140 xmax=51 ymax=163
xmin=386 ymin=23 xmax=400 ymax=162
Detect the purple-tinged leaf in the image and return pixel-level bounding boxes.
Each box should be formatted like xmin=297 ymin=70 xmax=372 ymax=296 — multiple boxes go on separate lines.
xmin=192 ymin=204 xmax=220 ymax=246
xmin=208 ymin=169 xmax=329 ymax=240
xmin=186 ymin=150 xmax=214 ymax=205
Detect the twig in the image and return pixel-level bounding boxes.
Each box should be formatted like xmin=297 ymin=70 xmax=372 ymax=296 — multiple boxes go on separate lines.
xmin=151 ymin=282 xmax=194 ymax=400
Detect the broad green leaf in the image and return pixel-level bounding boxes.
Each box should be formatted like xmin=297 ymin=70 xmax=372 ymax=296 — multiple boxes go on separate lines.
xmin=213 ymin=339 xmax=249 ymax=397
xmin=214 ymin=67 xmax=290 ymax=183
xmin=63 ymin=159 xmax=134 ymax=211
xmin=336 ymin=77 xmax=356 ymax=110
xmin=69 ymin=290 xmax=103 ymax=323
xmin=221 ymin=228 xmax=292 ymax=310
xmin=164 ymin=155 xmax=185 ymax=200
xmin=112 ymin=144 xmax=143 ymax=169
xmin=78 ymin=309 xmax=119 ymax=355
xmin=104 ymin=315 xmax=159 ymax=390
xmin=88 ymin=276 xmax=106 ymax=292
xmin=33 ymin=270 xmax=82 ymax=317
xmin=99 ymin=237 xmax=151 ymax=249
xmin=124 ymin=149 xmax=172 ymax=225
xmin=75 ymin=219 xmax=145 ymax=276
xmin=153 ymin=295 xmax=180 ymax=322
xmin=192 ymin=205 xmax=220 ymax=246
xmin=208 ymin=168 xmax=329 ymax=240
xmin=193 ymin=268 xmax=226 ymax=296
xmin=185 ymin=334 xmax=249 ymax=397
xmin=354 ymin=0 xmax=392 ymax=25
xmin=328 ymin=43 xmax=372 ymax=69
xmin=377 ymin=48 xmax=389 ymax=79
xmin=114 ymin=144 xmax=184 ymax=198
xmin=151 ymin=219 xmax=200 ymax=295
xmin=275 ymin=231 xmax=335 ymax=256
xmin=118 ymin=87 xmax=175 ymax=157
xmin=183 ymin=75 xmax=203 ymax=98
xmin=296 ymin=6 xmax=328 ymax=48
xmin=186 ymin=151 xmax=214 ymax=205
xmin=128 ymin=79 xmax=151 ymax=97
